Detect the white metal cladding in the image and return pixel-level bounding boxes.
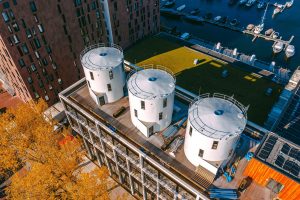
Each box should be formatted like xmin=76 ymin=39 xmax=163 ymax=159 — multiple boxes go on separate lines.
xmin=188 ymin=93 xmax=247 ymax=139
xmin=80 ymin=43 xmax=123 ymax=70
xmin=127 ymin=65 xmax=176 ymax=100
xmin=184 ymin=93 xmax=247 ymax=163
xmin=127 ymin=66 xmax=176 ymax=137
xmin=81 ymin=44 xmax=125 ymax=104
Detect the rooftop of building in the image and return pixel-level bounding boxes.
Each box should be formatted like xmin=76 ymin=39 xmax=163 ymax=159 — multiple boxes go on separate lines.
xmin=255 ymin=132 xmax=300 ymax=183
xmin=188 ymin=94 xmax=247 ymax=139
xmin=61 ymin=78 xmax=274 ymax=199
xmin=124 ymin=34 xmax=284 ymax=126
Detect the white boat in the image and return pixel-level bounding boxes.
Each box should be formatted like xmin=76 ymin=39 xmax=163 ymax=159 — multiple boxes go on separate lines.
xmin=246 ymin=0 xmax=256 ymax=7
xmin=254 ymin=24 xmax=263 ymax=34
xmin=272 ymin=32 xmax=280 ymax=39
xmin=286 ymin=0 xmax=294 ymax=8
xmin=285 ymin=45 xmax=295 ymax=58
xmin=176 ymin=4 xmax=186 ymax=11
xmin=214 ymin=16 xmax=222 ymax=21
xmin=273 ymin=7 xmax=282 ymax=16
xmin=247 ymin=24 xmax=255 ymax=30
xmin=239 ymin=0 xmax=247 ymax=5
xmin=273 ymin=41 xmax=284 ymax=53
xmin=257 ymin=2 xmax=266 ymax=9
xmin=164 ymin=0 xmax=175 ymax=8
xmin=265 ymin=28 xmax=274 ymax=36
xmin=274 ymin=3 xmax=284 ymax=8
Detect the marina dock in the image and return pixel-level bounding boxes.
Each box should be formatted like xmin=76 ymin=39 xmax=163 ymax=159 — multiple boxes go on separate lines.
xmin=243 ymin=29 xmax=294 ymax=46
xmin=162 ymin=10 xmax=295 ymax=49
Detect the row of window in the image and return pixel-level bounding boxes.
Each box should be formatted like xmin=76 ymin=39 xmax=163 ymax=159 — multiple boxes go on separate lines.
xmin=189 ymin=127 xmax=219 ymax=150
xmin=140 ymin=98 xmax=167 ymax=110
xmin=89 ymin=70 xmax=113 ymax=80
xmin=1 ymin=1 xmax=36 ymax=23
xmin=134 ymin=109 xmax=163 ymax=120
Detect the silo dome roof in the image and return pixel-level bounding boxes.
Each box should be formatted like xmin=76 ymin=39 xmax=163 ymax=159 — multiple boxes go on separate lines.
xmin=81 ymin=47 xmax=123 ymax=70
xmin=189 ymin=95 xmax=247 ymax=139
xmin=127 ymin=68 xmax=175 ymax=99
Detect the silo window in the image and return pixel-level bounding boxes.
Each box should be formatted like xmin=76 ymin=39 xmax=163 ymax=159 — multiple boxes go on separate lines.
xmin=212 ymin=141 xmax=219 ymax=150
xmin=87 ymin=80 xmax=90 ymax=88
xmin=159 ymin=112 xmax=163 ymax=120
xmin=198 ymin=149 xmax=204 ymax=158
xmin=107 ymin=84 xmax=112 ymax=91
xmin=141 ymin=101 xmax=145 ymax=110
xmin=134 ymin=109 xmax=138 ymax=117
xmin=90 ymin=71 xmax=94 ymax=80
xmin=163 ymin=98 xmax=167 ymax=108
xmin=109 ymin=70 xmax=113 ymax=80
xmin=189 ymin=127 xmax=193 ymax=136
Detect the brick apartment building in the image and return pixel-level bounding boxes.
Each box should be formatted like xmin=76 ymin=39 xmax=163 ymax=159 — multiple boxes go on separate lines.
xmin=0 ymin=0 xmax=159 ymax=105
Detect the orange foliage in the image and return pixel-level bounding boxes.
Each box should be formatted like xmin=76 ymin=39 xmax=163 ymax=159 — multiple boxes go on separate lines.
xmin=0 ymin=100 xmax=110 ymax=199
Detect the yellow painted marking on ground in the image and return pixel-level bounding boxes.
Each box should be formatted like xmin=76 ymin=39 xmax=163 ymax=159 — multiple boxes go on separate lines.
xmin=138 ymin=46 xmax=216 ymax=74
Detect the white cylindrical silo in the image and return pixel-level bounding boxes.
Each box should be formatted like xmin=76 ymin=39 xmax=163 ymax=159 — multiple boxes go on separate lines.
xmin=127 ymin=65 xmax=176 ymax=137
xmin=184 ymin=94 xmax=247 ymax=165
xmin=80 ymin=44 xmax=125 ymax=106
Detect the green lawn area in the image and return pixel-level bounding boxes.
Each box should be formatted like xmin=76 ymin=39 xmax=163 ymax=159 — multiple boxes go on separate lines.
xmin=125 ymin=36 xmax=283 ymax=126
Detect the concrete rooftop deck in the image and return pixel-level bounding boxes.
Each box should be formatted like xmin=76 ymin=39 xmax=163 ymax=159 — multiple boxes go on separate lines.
xmin=67 ymin=82 xmax=271 ymax=198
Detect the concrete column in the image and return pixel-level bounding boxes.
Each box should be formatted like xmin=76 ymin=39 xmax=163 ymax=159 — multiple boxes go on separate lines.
xmin=113 ymin=148 xmax=123 ymax=183
xmin=83 ymin=138 xmax=93 ymax=159
xmin=60 ymin=99 xmax=73 ymax=128
xmin=156 ymin=178 xmax=160 ymax=200
xmin=96 ymin=124 xmax=112 ymax=176
xmin=139 ymin=155 xmax=146 ymax=200
xmin=126 ymin=158 xmax=134 ymax=195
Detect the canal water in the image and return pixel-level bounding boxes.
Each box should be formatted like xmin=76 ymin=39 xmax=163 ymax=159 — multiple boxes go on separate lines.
xmin=160 ymin=0 xmax=300 ymax=72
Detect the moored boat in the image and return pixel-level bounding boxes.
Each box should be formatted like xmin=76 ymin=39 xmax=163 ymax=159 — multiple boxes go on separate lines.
xmin=272 ymin=32 xmax=280 ymax=39
xmin=273 ymin=7 xmax=282 ymax=16
xmin=246 ymin=0 xmax=256 ymax=7
xmin=285 ymin=45 xmax=295 ymax=58
xmin=239 ymin=0 xmax=247 ymax=5
xmin=176 ymin=4 xmax=186 ymax=11
xmin=265 ymin=28 xmax=274 ymax=36
xmin=247 ymin=24 xmax=255 ymax=30
xmin=219 ymin=16 xmax=228 ymax=24
xmin=253 ymin=24 xmax=263 ymax=34
xmin=273 ymin=41 xmax=284 ymax=53
xmin=214 ymin=16 xmax=222 ymax=22
xmin=257 ymin=2 xmax=266 ymax=9
xmin=286 ymin=0 xmax=294 ymax=8
xmin=164 ymin=0 xmax=175 ymax=8
xmin=230 ymin=19 xmax=239 ymax=26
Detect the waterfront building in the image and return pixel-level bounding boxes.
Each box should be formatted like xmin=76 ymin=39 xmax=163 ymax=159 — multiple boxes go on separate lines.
xmin=58 ymin=43 xmax=300 ymax=199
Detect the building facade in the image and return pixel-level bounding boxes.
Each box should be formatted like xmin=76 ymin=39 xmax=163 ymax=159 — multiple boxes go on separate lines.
xmin=0 ymin=0 xmax=159 ymax=104
xmin=59 ymin=78 xmax=210 ymax=200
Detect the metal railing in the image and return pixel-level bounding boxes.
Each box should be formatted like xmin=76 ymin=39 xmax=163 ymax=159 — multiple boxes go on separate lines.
xmin=79 ymin=43 xmax=123 ymax=70
xmin=126 ymin=64 xmax=176 ymax=100
xmin=188 ymin=93 xmax=248 ymax=139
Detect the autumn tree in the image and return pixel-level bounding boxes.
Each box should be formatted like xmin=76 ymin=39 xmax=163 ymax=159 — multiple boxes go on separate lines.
xmin=0 ymin=100 xmax=110 ymax=199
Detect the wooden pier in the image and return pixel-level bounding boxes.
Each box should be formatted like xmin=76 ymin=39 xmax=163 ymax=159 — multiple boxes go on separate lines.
xmin=161 ymin=9 xmax=295 ymax=47
xmin=243 ymin=29 xmax=294 ymax=47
